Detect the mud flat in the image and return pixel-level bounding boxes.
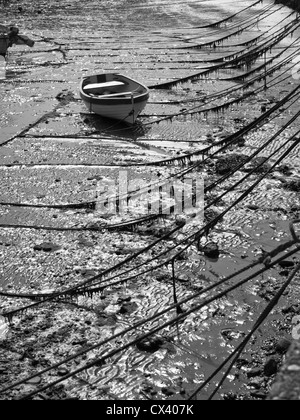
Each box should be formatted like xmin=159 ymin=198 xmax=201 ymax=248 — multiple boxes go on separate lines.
xmin=1 ymin=0 xmax=300 ymax=400
xmin=276 ymin=0 xmax=300 ymax=12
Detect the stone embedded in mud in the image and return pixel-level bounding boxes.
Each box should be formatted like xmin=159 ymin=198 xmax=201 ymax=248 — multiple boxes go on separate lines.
xmin=26 ymin=376 xmax=42 ymax=385
xmin=87 ymin=175 xmax=103 ymax=182
xmin=278 ymin=165 xmax=293 ymax=176
xmin=247 ymin=204 xmax=260 ymax=211
xmin=261 ymin=105 xmax=267 ymax=113
xmin=57 ymin=368 xmax=69 ymax=377
xmin=33 ymin=242 xmax=61 ymax=252
xmin=278 ymin=260 xmax=295 ymax=269
xmin=161 ymin=387 xmax=176 ymax=396
xmin=215 ymin=154 xmax=247 ymax=175
xmin=275 ymin=338 xmax=292 ymax=354
xmin=72 ymin=338 xmax=87 ymax=346
xmin=250 ymin=391 xmax=267 ymax=399
xmin=80 ymin=269 xmax=97 ymax=278
xmin=280 ymin=270 xmax=290 ymax=277
xmin=78 ymin=238 xmax=94 ymax=248
xmin=249 ymin=378 xmax=264 ymax=390
xmin=96 ymin=314 xmax=117 ymax=327
xmin=244 ymin=157 xmax=272 ymax=174
xmin=264 ymin=358 xmax=279 ymax=377
xmin=119 ymin=302 xmax=138 ymax=315
xmin=175 ymin=215 xmax=187 ymax=227
xmin=155 ymin=273 xmax=172 ymax=283
xmin=223 ymin=392 xmax=238 ymax=400
xmin=202 ymin=242 xmax=220 ymax=260
xmin=136 ymin=337 xmax=165 ymax=353
xmin=204 ymin=208 xmax=222 ymax=224
xmin=56 ymin=90 xmax=75 ymax=104
xmin=282 ymin=179 xmax=300 ymax=192
xmin=247 ymin=368 xmax=263 ymax=379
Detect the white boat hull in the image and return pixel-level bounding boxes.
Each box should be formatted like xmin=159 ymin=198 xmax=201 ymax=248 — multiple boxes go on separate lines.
xmin=80 ymin=73 xmax=149 ymax=125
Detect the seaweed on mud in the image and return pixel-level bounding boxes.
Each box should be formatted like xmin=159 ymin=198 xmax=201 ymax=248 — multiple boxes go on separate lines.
xmin=215 ymin=154 xmax=248 ymax=175
xmin=184 ymin=4 xmax=280 ymax=50
xmin=243 ymin=157 xmax=272 ymax=174
xmin=282 ymin=179 xmax=300 ymax=192
xmin=151 ymin=17 xmax=300 ymax=91
xmin=191 ymin=0 xmax=266 ymax=29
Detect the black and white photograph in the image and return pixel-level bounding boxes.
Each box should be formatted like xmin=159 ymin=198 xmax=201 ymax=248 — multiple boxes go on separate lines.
xmin=1 ymin=0 xmax=300 ymax=403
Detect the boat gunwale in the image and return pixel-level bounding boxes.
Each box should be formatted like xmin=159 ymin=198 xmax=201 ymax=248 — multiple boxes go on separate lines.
xmin=79 ymin=73 xmax=150 ymax=106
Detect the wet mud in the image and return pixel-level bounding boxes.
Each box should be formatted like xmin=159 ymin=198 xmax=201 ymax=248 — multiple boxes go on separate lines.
xmin=1 ymin=0 xmax=300 ymax=400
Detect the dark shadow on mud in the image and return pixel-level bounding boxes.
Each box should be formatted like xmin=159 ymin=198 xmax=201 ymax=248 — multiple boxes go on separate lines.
xmin=80 ymin=112 xmax=151 ymax=141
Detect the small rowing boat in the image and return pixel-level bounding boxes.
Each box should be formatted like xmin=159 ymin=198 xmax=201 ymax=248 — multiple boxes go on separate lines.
xmin=80 ymin=73 xmax=150 ymax=125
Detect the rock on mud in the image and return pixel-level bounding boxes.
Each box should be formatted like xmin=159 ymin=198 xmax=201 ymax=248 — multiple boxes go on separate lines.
xmin=215 ymin=154 xmax=247 ymax=175
xmin=264 ymin=358 xmax=279 ymax=377
xmin=275 ymin=338 xmax=292 ymax=354
xmin=282 ymin=179 xmax=300 ymax=192
xmin=136 ymin=336 xmax=165 ymax=353
xmin=33 ymin=242 xmax=61 ymax=252
xmin=202 ymin=242 xmax=220 ymax=260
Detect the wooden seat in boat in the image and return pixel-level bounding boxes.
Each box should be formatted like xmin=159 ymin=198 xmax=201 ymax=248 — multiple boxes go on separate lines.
xmin=83 ymin=81 xmax=125 ymax=93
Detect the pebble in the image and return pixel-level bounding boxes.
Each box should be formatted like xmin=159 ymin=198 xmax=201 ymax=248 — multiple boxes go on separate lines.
xmin=26 ymin=376 xmax=42 ymax=385
xmin=175 ymin=215 xmax=186 ymax=226
xmin=96 ymin=314 xmax=117 ymax=327
xmin=136 ymin=337 xmax=165 ymax=353
xmin=78 ymin=239 xmax=94 ymax=248
xmin=279 ymin=270 xmax=290 ymax=277
xmin=278 ymin=261 xmax=295 ymax=269
xmin=247 ymin=204 xmax=260 ymax=211
xmin=275 ymin=338 xmax=292 ymax=354
xmin=57 ymin=368 xmax=70 ymax=376
xmin=33 ymin=242 xmax=61 ymax=252
xmin=248 ymin=378 xmax=264 ymax=390
xmin=202 ymin=242 xmax=220 ymax=260
xmin=247 ymin=368 xmax=263 ymax=378
xmin=119 ymin=302 xmax=138 ymax=315
xmin=80 ymin=269 xmax=97 ymax=278
xmin=264 ymin=358 xmax=278 ymax=377
xmin=250 ymin=391 xmax=267 ymax=399
xmin=161 ymin=387 xmax=176 ymax=396
xmin=283 ymin=180 xmax=300 ymax=192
